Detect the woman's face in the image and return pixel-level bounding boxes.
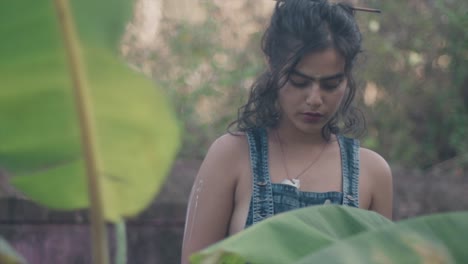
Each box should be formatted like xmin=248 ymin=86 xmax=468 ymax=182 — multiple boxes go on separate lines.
xmin=277 ymin=47 xmax=347 ymax=134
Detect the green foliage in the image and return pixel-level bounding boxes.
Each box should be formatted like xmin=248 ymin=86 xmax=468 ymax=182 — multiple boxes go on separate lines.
xmin=0 ymin=1 xmax=180 ymax=221
xmin=125 ymin=0 xmax=468 ymax=169
xmin=439 ymin=1 xmax=468 ymax=166
xmin=296 ymin=210 xmax=467 ymax=263
xmin=191 ymin=206 xmax=468 ymax=264
xmin=359 ymin=0 xmax=468 ymax=168
xmin=132 ymin=5 xmax=265 ymax=158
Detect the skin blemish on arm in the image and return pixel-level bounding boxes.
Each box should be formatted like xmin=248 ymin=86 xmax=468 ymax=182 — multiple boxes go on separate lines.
xmin=184 ymin=178 xmax=204 ymax=242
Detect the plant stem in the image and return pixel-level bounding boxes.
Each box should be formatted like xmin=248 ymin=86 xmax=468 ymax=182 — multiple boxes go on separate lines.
xmin=116 ymin=220 xmax=127 ymax=264
xmin=53 ymin=0 xmax=109 ymax=263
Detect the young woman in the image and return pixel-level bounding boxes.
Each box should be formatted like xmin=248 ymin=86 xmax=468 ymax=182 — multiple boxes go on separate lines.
xmin=181 ymin=0 xmax=393 ymax=263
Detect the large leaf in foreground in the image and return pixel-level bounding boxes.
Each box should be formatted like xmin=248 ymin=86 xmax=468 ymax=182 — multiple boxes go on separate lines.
xmin=191 ymin=205 xmax=392 ymax=264
xmin=192 ymin=206 xmax=468 ymax=264
xmin=296 ymin=211 xmax=468 ymax=264
xmin=0 ymin=1 xmax=180 ymax=221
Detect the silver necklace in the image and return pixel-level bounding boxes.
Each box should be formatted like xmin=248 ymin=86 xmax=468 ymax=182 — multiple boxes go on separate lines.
xmin=275 ymin=130 xmax=328 ymax=189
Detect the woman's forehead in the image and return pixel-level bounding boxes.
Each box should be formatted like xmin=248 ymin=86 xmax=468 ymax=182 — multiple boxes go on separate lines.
xmin=294 ymin=48 xmax=346 ymax=77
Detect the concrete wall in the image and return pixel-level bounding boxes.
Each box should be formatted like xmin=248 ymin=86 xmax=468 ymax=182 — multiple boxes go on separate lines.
xmin=0 ymin=199 xmax=186 ymax=264
xmin=0 ymin=158 xmax=198 ymax=264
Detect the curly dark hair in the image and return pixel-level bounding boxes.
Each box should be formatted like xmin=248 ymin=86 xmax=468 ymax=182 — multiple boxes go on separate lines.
xmin=229 ymin=0 xmax=366 ymax=140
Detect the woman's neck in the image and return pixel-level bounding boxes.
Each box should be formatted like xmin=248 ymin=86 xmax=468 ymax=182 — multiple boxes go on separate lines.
xmin=272 ymin=122 xmax=330 ymax=147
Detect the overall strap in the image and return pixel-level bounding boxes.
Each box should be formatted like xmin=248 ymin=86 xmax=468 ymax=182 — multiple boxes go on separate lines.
xmin=246 ymin=128 xmax=274 ymax=225
xmin=338 ymin=135 xmax=360 ymax=207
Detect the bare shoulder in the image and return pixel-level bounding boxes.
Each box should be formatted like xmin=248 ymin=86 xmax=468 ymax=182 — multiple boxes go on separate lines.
xmin=206 ymin=132 xmax=249 ymax=163
xmin=359 ymin=147 xmax=392 ymax=178
xmin=212 ymin=132 xmax=248 ymax=151
xmin=199 ymin=132 xmax=249 ymax=182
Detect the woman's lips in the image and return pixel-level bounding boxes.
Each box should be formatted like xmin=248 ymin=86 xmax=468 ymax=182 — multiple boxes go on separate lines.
xmin=301 ymin=112 xmax=323 ymax=122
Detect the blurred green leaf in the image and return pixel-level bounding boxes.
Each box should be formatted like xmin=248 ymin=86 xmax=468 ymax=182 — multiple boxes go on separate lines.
xmin=0 ymin=1 xmax=180 ymax=221
xmin=296 ymin=211 xmax=468 ymax=264
xmin=191 ymin=206 xmax=468 ymax=264
xmin=191 ymin=205 xmax=392 ymax=264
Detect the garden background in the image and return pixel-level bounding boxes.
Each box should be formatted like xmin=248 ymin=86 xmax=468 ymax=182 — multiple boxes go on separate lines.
xmin=1 ymin=0 xmax=467 ymax=263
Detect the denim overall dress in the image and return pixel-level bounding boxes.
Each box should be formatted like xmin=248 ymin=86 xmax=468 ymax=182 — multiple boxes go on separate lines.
xmin=245 ymin=127 xmax=360 ymax=228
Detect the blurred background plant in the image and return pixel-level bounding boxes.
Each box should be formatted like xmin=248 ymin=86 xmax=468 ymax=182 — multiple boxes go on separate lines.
xmin=359 ymin=0 xmax=468 ymax=169
xmin=122 ymin=0 xmax=269 ymax=158
xmin=123 ymin=0 xmax=468 ymax=169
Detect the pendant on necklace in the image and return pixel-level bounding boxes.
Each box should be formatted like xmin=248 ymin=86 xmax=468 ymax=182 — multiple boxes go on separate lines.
xmin=281 ymin=178 xmax=300 ymax=189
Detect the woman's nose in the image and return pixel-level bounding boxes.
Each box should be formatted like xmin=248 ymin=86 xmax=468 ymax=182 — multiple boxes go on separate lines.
xmin=305 ymin=83 xmax=323 ymax=107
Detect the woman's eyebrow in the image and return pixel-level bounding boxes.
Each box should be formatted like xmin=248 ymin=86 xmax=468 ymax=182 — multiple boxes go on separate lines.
xmin=291 ymin=70 xmax=345 ymax=81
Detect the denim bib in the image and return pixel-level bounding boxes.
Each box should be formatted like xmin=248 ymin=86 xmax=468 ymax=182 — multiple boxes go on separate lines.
xmin=245 ymin=127 xmax=360 ymax=228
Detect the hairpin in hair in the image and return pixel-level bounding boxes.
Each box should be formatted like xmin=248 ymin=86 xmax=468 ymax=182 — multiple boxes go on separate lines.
xmin=350 ymin=6 xmax=381 ymax=13
xmin=272 ymin=0 xmax=382 ymax=14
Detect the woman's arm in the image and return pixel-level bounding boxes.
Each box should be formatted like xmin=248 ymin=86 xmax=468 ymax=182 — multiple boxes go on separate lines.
xmin=181 ymin=134 xmax=242 ymax=264
xmin=361 ymin=148 xmax=393 ymax=220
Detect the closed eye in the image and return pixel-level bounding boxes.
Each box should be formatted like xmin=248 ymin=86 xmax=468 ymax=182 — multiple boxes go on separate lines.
xmin=321 ymin=78 xmax=344 ymax=90
xmin=289 ymin=78 xmax=310 ymax=88
xmin=289 ymin=77 xmax=344 ymax=90
xmin=288 ymin=73 xmax=310 ymax=88
xmin=289 ymin=70 xmax=345 ymax=91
